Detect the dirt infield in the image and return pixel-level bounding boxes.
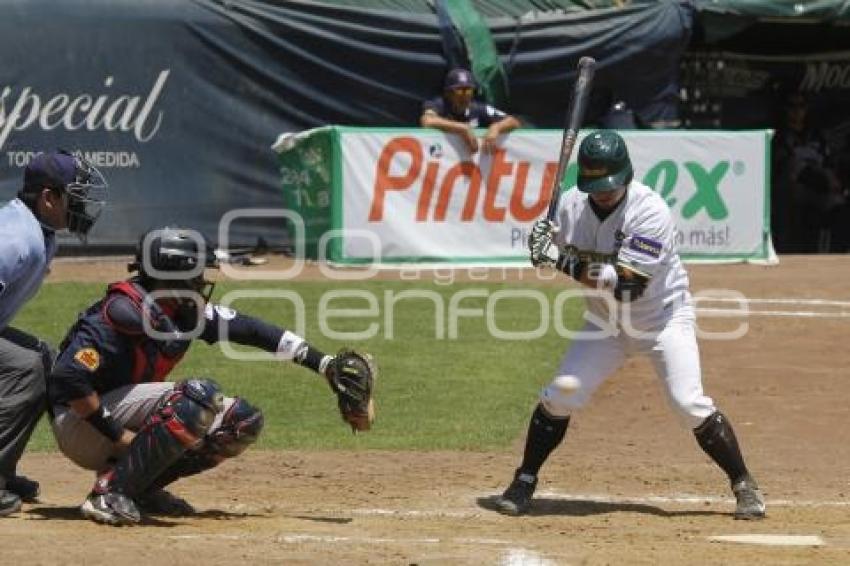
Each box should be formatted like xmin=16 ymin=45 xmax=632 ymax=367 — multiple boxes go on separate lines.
xmin=8 ymin=256 xmax=850 ymax=564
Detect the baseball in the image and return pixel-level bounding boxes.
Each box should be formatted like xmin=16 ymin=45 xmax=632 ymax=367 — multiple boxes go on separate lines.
xmin=553 ymin=374 xmax=581 ymax=395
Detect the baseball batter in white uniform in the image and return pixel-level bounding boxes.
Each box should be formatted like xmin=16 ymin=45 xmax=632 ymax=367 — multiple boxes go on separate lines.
xmin=494 ymin=130 xmax=765 ymax=520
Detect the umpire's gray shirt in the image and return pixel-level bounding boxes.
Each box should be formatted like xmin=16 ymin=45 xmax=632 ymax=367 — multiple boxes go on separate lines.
xmin=0 ymin=198 xmax=56 ymax=330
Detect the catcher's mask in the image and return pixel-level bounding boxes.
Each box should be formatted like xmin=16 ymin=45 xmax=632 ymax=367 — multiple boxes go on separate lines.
xmin=19 ymin=150 xmax=108 ymax=239
xmin=128 ymin=226 xmax=219 ymax=302
xmin=576 ymin=130 xmax=633 ymax=194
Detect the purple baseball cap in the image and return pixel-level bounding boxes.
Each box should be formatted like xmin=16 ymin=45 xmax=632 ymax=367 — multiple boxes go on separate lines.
xmin=444 ymin=68 xmax=476 ymax=90
xmin=22 ymin=151 xmax=79 ymax=193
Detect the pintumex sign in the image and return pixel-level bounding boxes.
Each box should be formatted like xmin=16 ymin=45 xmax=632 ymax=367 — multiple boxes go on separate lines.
xmin=276 ymin=128 xmax=772 ymax=264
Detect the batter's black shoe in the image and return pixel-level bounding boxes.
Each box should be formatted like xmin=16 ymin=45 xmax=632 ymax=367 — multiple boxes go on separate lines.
xmin=0 ymin=490 xmax=22 ymax=517
xmin=137 ymin=489 xmax=195 ymax=517
xmin=6 ymin=475 xmax=40 ymax=503
xmin=732 ymin=474 xmax=765 ymax=520
xmin=495 ymin=470 xmax=537 ymax=516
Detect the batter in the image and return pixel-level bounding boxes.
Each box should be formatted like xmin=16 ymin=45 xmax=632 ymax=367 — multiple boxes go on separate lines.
xmin=494 ymin=130 xmax=765 ymax=520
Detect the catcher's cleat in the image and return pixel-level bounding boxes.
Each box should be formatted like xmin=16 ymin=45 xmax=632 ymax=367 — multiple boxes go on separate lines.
xmin=0 ymin=490 xmax=22 ymax=517
xmin=495 ymin=470 xmax=537 ymax=516
xmin=6 ymin=475 xmax=40 ymax=503
xmin=732 ymin=474 xmax=765 ymax=520
xmin=81 ymin=492 xmax=141 ymax=526
xmin=137 ymin=488 xmax=195 ymax=517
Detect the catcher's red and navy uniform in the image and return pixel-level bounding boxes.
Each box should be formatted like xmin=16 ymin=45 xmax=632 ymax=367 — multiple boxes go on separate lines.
xmin=48 ymin=278 xmax=285 ymax=407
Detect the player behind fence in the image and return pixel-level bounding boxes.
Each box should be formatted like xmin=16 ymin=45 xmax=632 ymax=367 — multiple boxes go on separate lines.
xmin=420 ymin=67 xmax=520 ymax=154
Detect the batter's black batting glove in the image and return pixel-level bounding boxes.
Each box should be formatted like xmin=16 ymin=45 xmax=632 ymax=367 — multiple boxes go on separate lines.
xmin=554 ymin=253 xmax=585 ymax=281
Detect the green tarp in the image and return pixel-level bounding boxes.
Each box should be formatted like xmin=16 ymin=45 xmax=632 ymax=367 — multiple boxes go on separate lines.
xmin=442 ymin=0 xmax=509 ymax=107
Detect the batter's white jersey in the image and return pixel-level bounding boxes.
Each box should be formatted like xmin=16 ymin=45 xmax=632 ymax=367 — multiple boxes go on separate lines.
xmin=552 ymin=180 xmax=691 ymax=331
xmin=542 ymin=181 xmax=716 ymax=428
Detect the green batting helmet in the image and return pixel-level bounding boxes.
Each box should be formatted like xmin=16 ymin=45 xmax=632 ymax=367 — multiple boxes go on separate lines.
xmin=576 ymin=130 xmax=634 ymax=193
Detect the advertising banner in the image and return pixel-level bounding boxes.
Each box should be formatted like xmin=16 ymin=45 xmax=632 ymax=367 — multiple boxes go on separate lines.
xmin=0 ymin=2 xmax=296 ymax=249
xmin=275 ymin=127 xmax=336 ymax=259
xmin=338 ymin=128 xmax=772 ymax=263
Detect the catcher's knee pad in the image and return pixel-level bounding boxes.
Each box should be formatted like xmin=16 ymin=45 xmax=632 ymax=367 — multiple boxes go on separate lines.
xmin=539 ymin=375 xmax=583 ymax=418
xmin=206 ymin=397 xmax=264 ymax=459
xmin=158 ymin=378 xmax=226 ymax=447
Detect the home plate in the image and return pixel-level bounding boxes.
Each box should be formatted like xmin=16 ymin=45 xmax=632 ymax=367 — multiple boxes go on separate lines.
xmin=708 ymin=534 xmax=824 ymax=546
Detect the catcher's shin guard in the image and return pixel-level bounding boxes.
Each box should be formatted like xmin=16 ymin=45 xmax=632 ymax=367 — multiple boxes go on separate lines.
xmin=149 ymin=397 xmax=264 ymax=491
xmin=147 ymin=451 xmax=219 ymax=493
xmin=95 ymin=379 xmax=224 ymax=499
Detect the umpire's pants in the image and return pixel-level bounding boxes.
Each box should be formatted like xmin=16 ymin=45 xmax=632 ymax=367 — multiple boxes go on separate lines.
xmin=0 ymin=327 xmax=51 ymax=488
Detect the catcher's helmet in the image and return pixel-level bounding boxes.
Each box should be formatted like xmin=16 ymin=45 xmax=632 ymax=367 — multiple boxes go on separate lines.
xmin=576 ymin=130 xmax=634 ymax=193
xmin=129 ymin=227 xmax=218 ymax=298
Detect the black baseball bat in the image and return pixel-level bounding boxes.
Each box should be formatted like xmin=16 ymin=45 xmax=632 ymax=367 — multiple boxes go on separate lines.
xmin=546 ymin=56 xmax=597 ymax=221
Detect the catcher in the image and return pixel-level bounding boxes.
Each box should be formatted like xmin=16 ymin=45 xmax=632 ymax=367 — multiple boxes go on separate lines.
xmin=47 ymin=227 xmax=375 ymax=526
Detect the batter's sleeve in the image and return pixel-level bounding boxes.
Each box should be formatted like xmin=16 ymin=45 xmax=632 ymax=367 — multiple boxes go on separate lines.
xmin=617 ymin=203 xmax=675 ymax=279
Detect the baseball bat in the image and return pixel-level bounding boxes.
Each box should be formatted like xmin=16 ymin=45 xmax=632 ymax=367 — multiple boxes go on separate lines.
xmin=545 ymin=56 xmax=596 ymax=221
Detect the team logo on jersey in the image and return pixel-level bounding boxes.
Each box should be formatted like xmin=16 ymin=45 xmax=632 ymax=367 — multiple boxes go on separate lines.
xmin=204 ymin=304 xmax=236 ymax=321
xmin=74 ymin=347 xmax=101 ymax=371
xmin=613 ymin=230 xmax=626 ymax=252
xmin=629 ymin=235 xmax=662 ymax=258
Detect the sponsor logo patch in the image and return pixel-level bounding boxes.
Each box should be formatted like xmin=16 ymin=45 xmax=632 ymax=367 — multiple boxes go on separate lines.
xmin=74 ymin=347 xmax=101 ymax=371
xmin=214 ymin=305 xmax=237 ymax=320
xmin=629 ymin=235 xmax=662 ymax=258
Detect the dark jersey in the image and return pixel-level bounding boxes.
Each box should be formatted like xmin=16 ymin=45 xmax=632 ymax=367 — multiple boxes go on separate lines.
xmin=421 ymin=96 xmax=508 ymax=128
xmin=48 ymin=279 xmax=284 ymax=406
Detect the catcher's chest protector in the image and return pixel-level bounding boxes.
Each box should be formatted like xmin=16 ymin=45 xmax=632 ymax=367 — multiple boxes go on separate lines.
xmin=103 ymin=281 xmax=190 ymax=382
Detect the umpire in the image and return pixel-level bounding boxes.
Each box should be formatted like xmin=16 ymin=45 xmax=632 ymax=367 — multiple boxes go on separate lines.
xmin=0 ymin=150 xmax=106 ymax=516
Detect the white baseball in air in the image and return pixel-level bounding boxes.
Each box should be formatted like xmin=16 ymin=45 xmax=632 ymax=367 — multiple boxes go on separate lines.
xmin=553 ymin=374 xmax=581 ymax=395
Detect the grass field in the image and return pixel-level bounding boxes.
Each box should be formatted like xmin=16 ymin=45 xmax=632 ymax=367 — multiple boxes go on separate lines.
xmin=21 ymin=279 xmax=584 ymax=451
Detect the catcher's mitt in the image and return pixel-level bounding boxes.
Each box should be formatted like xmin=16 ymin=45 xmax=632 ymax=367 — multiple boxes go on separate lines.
xmin=325 ymin=349 xmax=376 ymax=432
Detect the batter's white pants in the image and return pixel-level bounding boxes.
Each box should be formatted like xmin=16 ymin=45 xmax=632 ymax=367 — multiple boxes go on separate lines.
xmin=541 ymin=305 xmax=716 ymax=428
